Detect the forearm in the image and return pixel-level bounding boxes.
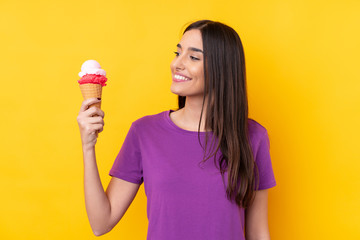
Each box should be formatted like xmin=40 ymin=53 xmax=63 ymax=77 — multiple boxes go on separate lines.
xmin=245 ymin=235 xmax=270 ymax=240
xmin=83 ymin=146 xmax=112 ymax=236
xmin=245 ymin=225 xmax=270 ymax=240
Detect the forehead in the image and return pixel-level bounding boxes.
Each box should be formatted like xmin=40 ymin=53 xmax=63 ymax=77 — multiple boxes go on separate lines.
xmin=179 ymin=29 xmax=203 ymax=49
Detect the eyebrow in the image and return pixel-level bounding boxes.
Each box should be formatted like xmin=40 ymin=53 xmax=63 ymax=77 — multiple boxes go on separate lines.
xmin=177 ymin=43 xmax=203 ymax=53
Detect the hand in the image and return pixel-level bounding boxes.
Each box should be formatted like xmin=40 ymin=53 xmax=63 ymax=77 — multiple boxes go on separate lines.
xmin=77 ymin=98 xmax=105 ymax=149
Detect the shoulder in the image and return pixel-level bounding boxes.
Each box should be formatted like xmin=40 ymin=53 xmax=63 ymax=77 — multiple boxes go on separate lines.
xmin=247 ymin=118 xmax=268 ymax=137
xmin=247 ymin=118 xmax=270 ymax=148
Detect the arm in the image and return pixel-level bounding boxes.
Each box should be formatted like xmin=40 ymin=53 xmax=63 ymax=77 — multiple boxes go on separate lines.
xmin=245 ymin=189 xmax=271 ymax=240
xmin=78 ymin=98 xmax=140 ymax=236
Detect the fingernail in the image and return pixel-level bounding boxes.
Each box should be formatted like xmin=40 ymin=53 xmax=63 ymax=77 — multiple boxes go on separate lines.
xmin=97 ymin=98 xmax=101 ymax=100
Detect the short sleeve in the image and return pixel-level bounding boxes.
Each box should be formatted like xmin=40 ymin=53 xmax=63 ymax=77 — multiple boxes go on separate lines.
xmin=109 ymin=123 xmax=143 ymax=184
xmin=255 ymin=131 xmax=276 ymax=190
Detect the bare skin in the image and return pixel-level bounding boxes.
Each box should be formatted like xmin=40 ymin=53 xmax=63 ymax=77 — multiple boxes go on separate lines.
xmin=77 ymin=98 xmax=140 ymax=236
xmin=245 ymin=189 xmax=271 ymax=240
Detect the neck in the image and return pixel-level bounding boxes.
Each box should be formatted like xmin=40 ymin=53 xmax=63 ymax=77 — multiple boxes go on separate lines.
xmin=180 ymin=95 xmax=209 ymax=132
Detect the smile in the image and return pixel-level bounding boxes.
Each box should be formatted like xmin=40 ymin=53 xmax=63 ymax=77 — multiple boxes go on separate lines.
xmin=173 ymin=74 xmax=192 ymax=82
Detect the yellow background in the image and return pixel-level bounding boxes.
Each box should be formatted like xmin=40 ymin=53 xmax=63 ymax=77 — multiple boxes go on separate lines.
xmin=1 ymin=0 xmax=359 ymax=239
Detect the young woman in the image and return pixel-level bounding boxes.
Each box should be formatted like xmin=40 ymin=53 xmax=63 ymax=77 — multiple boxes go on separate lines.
xmin=77 ymin=20 xmax=276 ymax=240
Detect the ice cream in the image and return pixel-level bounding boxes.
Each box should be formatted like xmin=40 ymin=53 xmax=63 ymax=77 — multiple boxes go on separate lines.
xmin=78 ymin=60 xmax=107 ymax=109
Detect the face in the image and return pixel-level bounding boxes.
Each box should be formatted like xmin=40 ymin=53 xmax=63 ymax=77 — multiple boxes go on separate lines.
xmin=170 ymin=29 xmax=204 ymax=98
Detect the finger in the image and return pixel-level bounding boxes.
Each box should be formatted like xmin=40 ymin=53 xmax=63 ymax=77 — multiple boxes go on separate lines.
xmin=88 ymin=116 xmax=104 ymax=125
xmin=99 ymin=109 xmax=105 ymax=118
xmin=89 ymin=108 xmax=105 ymax=118
xmin=92 ymin=123 xmax=104 ymax=132
xmin=84 ymin=106 xmax=104 ymax=117
xmin=80 ymin=98 xmax=101 ymax=112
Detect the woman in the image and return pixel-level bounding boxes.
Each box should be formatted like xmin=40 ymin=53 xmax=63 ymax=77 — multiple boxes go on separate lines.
xmin=77 ymin=20 xmax=276 ymax=240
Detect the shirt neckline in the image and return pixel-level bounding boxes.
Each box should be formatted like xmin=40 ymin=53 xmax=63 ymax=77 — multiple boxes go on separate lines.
xmin=164 ymin=109 xmax=212 ymax=136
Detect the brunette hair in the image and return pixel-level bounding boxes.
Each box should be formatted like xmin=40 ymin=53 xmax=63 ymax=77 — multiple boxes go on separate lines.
xmin=178 ymin=20 xmax=259 ymax=208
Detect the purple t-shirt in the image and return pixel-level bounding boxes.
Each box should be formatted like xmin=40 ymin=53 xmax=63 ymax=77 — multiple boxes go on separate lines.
xmin=109 ymin=110 xmax=276 ymax=240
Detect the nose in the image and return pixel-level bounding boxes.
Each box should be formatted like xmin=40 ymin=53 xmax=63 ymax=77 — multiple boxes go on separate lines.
xmin=172 ymin=54 xmax=185 ymax=71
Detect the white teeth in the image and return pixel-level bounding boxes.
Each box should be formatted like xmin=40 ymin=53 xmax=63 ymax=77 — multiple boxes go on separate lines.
xmin=174 ymin=74 xmax=191 ymax=81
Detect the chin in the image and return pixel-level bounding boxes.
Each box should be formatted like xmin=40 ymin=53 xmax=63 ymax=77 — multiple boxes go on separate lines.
xmin=170 ymin=89 xmax=184 ymax=96
xmin=170 ymin=85 xmax=182 ymax=96
xmin=170 ymin=83 xmax=203 ymax=97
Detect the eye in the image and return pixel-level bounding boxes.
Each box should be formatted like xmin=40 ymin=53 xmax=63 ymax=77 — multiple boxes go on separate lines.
xmin=190 ymin=56 xmax=200 ymax=61
xmin=174 ymin=51 xmax=180 ymax=56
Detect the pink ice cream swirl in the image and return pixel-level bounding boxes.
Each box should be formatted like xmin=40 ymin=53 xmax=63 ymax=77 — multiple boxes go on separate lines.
xmin=78 ymin=74 xmax=107 ymax=86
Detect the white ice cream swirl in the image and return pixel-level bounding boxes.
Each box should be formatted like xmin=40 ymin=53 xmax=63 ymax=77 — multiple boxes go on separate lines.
xmin=78 ymin=60 xmax=106 ymax=77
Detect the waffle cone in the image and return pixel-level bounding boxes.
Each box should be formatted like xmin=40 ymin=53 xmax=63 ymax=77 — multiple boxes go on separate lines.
xmin=79 ymin=83 xmax=102 ymax=109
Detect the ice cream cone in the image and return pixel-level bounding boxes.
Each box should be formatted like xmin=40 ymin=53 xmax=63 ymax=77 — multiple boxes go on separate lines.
xmin=79 ymin=83 xmax=102 ymax=109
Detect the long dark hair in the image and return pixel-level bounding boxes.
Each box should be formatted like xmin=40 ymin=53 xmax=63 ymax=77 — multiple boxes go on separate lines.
xmin=178 ymin=20 xmax=259 ymax=208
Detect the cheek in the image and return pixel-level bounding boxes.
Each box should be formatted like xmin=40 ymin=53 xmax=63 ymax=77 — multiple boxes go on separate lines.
xmin=194 ymin=66 xmax=204 ymax=80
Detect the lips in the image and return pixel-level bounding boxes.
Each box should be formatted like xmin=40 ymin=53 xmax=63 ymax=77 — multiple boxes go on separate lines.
xmin=173 ymin=74 xmax=192 ymax=82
